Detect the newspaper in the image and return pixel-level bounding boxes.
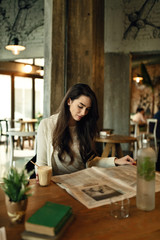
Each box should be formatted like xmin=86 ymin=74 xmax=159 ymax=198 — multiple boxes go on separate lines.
xmin=51 ymin=165 xmax=160 ymax=209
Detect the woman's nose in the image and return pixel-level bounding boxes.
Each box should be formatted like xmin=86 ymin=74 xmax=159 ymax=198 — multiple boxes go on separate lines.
xmin=81 ymin=108 xmax=87 ymax=116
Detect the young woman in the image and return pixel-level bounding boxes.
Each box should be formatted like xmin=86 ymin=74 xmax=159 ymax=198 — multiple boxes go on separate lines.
xmin=132 ymin=107 xmax=146 ymax=125
xmin=36 ymin=83 xmax=135 ymax=175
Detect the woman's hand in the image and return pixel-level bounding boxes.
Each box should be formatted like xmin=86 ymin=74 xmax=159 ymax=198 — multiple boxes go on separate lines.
xmin=86 ymin=155 xmax=136 ymax=168
xmin=114 ymin=155 xmax=136 ymax=166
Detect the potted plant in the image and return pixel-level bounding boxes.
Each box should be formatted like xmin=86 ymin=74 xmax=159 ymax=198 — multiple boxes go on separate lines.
xmin=1 ymin=167 xmax=33 ymax=223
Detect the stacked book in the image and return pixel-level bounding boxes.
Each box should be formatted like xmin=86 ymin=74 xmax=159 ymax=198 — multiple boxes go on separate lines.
xmin=21 ymin=201 xmax=73 ymax=240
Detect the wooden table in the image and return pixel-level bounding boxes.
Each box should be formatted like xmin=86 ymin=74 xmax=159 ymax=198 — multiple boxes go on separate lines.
xmin=19 ymin=119 xmax=38 ymax=132
xmin=1 ymin=179 xmax=160 ymax=240
xmin=17 ymin=119 xmax=38 ymax=149
xmin=95 ymin=134 xmax=137 ymax=158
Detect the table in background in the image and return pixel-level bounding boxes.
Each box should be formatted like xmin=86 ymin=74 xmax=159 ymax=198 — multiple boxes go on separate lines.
xmin=95 ymin=134 xmax=137 ymax=158
xmin=18 ymin=119 xmax=38 ymax=132
xmin=17 ymin=119 xmax=38 ymax=149
xmin=1 ymin=179 xmax=160 ymax=240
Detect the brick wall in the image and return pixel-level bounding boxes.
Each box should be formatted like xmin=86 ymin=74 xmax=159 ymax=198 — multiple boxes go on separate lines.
xmin=131 ymin=63 xmax=160 ymax=116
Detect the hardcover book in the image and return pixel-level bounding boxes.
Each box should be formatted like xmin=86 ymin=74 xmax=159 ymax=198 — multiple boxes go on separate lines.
xmin=22 ymin=215 xmax=74 ymax=240
xmin=25 ymin=201 xmax=72 ymax=236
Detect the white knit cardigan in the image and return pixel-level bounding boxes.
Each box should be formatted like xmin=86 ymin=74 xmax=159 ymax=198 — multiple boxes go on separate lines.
xmin=36 ymin=113 xmax=116 ymax=175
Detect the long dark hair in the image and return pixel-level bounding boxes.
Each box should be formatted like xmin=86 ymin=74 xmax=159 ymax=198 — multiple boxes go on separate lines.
xmin=52 ymin=83 xmax=99 ymax=164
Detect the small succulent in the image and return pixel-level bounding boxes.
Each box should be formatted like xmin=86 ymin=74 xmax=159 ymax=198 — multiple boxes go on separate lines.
xmin=1 ymin=167 xmax=33 ymax=202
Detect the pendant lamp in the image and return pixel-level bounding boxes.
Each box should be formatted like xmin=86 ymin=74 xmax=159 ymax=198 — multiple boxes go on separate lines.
xmin=133 ymin=74 xmax=143 ymax=83
xmin=5 ymin=38 xmax=25 ymax=55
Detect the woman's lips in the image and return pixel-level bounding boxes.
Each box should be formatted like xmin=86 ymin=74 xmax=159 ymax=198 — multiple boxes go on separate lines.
xmin=77 ymin=115 xmax=82 ymax=120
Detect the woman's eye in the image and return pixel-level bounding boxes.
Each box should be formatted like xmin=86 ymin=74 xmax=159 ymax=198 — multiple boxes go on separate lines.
xmin=78 ymin=105 xmax=83 ymax=109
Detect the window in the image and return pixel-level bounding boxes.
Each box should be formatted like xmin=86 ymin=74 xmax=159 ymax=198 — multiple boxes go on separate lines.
xmin=35 ymin=78 xmax=44 ymax=118
xmin=0 ymin=75 xmax=11 ymax=119
xmin=14 ymin=76 xmax=32 ymax=119
xmin=0 ymin=58 xmax=44 ymax=124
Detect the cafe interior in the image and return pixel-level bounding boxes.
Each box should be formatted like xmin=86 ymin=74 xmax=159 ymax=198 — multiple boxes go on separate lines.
xmin=1 ymin=0 xmax=160 ymax=239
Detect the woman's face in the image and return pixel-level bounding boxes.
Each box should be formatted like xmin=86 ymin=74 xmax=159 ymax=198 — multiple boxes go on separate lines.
xmin=68 ymin=95 xmax=91 ymax=125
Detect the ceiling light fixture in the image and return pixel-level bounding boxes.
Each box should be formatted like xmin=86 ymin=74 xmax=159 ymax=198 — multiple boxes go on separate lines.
xmin=5 ymin=38 xmax=26 ymax=55
xmin=23 ymin=65 xmax=32 ymax=73
xmin=36 ymin=67 xmax=44 ymax=76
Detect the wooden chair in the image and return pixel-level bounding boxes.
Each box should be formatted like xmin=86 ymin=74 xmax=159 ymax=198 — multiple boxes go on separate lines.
xmin=146 ymin=119 xmax=158 ymax=153
xmin=130 ymin=120 xmax=139 ymax=159
xmin=0 ymin=119 xmax=9 ymax=152
xmin=7 ymin=131 xmax=37 ymax=167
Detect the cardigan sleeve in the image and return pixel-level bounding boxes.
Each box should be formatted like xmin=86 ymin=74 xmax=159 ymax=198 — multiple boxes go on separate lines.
xmin=36 ymin=114 xmax=58 ymax=173
xmin=86 ymin=157 xmax=116 ymax=168
xmin=36 ymin=118 xmax=48 ymax=167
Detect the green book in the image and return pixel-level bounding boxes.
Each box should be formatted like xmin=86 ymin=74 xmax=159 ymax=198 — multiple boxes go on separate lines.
xmin=22 ymin=215 xmax=74 ymax=240
xmin=25 ymin=202 xmax=72 ymax=236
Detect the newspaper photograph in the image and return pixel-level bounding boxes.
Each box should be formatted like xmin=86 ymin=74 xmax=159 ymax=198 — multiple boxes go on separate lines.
xmin=51 ymin=165 xmax=160 ymax=209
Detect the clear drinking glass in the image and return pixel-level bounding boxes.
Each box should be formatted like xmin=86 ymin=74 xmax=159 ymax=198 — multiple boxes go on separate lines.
xmin=110 ymin=197 xmax=130 ymax=219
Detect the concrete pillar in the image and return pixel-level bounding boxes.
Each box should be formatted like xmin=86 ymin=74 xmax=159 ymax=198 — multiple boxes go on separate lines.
xmin=104 ymin=53 xmax=131 ymax=136
xmin=44 ymin=0 xmax=66 ymax=118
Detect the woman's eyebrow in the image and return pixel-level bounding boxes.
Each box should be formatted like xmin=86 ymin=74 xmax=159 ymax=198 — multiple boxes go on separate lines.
xmin=79 ymin=102 xmax=86 ymax=107
xmin=79 ymin=102 xmax=91 ymax=109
